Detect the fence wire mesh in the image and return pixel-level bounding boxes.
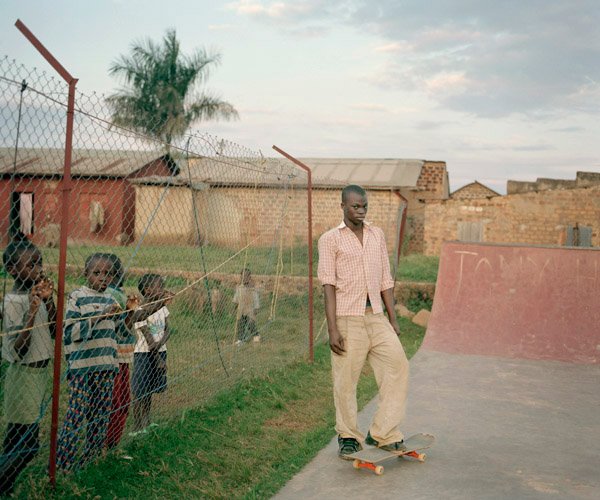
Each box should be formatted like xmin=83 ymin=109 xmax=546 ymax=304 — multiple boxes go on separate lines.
xmin=0 ymin=55 xmax=311 ymax=490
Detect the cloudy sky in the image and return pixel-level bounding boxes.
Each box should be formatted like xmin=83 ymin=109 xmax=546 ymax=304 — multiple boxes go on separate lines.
xmin=2 ymin=0 xmax=599 ymax=192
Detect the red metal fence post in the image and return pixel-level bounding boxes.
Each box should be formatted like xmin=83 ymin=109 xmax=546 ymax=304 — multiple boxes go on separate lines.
xmin=394 ymin=190 xmax=408 ymax=267
xmin=14 ymin=19 xmax=77 ymax=487
xmin=272 ymin=146 xmax=314 ymax=363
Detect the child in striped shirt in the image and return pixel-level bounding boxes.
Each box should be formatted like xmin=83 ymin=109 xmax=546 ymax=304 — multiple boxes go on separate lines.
xmin=56 ymin=253 xmax=122 ymax=471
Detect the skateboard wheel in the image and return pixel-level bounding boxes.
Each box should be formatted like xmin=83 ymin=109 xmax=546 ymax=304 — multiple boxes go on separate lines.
xmin=353 ymin=459 xmax=360 ymax=469
xmin=375 ymin=465 xmax=384 ymax=475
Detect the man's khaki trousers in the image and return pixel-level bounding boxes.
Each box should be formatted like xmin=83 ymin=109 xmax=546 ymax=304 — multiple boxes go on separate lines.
xmin=332 ymin=310 xmax=409 ymax=446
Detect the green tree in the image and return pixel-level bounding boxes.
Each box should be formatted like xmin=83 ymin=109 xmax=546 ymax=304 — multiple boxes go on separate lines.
xmin=107 ymin=29 xmax=238 ymax=147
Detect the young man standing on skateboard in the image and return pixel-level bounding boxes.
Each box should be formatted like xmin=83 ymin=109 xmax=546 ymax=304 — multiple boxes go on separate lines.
xmin=318 ymin=184 xmax=410 ymax=459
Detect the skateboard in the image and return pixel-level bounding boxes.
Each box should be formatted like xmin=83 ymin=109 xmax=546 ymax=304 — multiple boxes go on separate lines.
xmin=348 ymin=433 xmax=435 ymax=475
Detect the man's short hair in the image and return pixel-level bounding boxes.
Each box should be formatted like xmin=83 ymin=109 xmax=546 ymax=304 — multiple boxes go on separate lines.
xmin=342 ymin=184 xmax=367 ymax=202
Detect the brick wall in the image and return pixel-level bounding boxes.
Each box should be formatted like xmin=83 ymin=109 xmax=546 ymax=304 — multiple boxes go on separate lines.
xmin=507 ymin=171 xmax=600 ymax=194
xmin=134 ymin=184 xmax=402 ymax=253
xmin=423 ymin=185 xmax=600 ymax=255
xmin=133 ymin=161 xmax=449 ymax=254
xmin=135 ymin=185 xmax=194 ymax=244
xmin=399 ymin=160 xmax=448 ymax=253
xmin=303 ymin=187 xmax=403 ymax=254
xmin=451 ymin=182 xmax=499 ymax=200
xmin=416 ymin=161 xmax=448 ymax=199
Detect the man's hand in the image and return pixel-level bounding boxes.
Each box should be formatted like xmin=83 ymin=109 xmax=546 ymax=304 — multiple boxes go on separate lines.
xmin=389 ymin=317 xmax=401 ymax=337
xmin=328 ymin=329 xmax=346 ymax=355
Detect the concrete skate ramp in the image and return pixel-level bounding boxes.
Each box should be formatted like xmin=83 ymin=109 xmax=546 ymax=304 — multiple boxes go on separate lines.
xmin=424 ymin=241 xmax=600 ymax=364
xmin=274 ymin=350 xmax=600 ymax=500
xmin=274 ymin=241 xmax=600 ymax=499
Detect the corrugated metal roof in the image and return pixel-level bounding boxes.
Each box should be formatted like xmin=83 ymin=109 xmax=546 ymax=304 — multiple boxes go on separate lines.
xmin=177 ymin=156 xmax=301 ymax=187
xmin=0 ymin=147 xmax=163 ymax=177
xmin=297 ymin=158 xmax=424 ymax=188
xmin=0 ymin=148 xmax=425 ymax=189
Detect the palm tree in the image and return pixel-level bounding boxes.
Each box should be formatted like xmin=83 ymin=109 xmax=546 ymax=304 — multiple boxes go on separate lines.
xmin=107 ymin=29 xmax=238 ymax=148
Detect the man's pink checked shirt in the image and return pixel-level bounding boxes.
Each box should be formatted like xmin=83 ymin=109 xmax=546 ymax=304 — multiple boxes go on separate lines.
xmin=317 ymin=221 xmax=395 ymax=316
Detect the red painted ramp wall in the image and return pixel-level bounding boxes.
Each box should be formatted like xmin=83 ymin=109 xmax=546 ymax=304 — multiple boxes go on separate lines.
xmin=423 ymin=242 xmax=600 ymax=364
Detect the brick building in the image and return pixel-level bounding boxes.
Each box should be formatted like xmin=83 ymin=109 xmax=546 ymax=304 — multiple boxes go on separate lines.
xmin=423 ymin=173 xmax=600 ymax=255
xmin=451 ymin=181 xmax=499 ymax=200
xmin=303 ymin=158 xmax=449 ymax=253
xmin=0 ymin=147 xmax=176 ymax=246
xmin=134 ymin=157 xmax=449 ymax=254
xmin=1 ymin=149 xmax=449 ymax=255
xmin=507 ymin=171 xmax=600 ymax=194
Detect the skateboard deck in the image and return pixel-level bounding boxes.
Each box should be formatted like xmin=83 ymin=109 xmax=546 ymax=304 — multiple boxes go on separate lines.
xmin=348 ymin=433 xmax=435 ymax=475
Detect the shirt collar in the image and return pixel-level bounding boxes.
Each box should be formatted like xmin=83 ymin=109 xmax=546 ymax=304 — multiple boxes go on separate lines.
xmin=337 ymin=220 xmax=372 ymax=230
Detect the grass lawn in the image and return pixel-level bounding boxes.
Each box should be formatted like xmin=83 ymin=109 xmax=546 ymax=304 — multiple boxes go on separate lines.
xmin=16 ymin=317 xmax=425 ymax=499
xmin=1 ymin=246 xmax=436 ymax=498
xmin=38 ymin=244 xmax=313 ymax=278
xmin=35 ymin=245 xmax=439 ymax=282
xmin=396 ymin=254 xmax=439 ymax=282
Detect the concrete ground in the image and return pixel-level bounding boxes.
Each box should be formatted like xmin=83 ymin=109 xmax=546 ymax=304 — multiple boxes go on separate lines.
xmin=273 ymin=349 xmax=600 ymax=499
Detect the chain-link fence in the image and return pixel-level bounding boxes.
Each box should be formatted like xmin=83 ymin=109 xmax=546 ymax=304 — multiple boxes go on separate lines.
xmin=1 ymin=53 xmax=312 ymax=492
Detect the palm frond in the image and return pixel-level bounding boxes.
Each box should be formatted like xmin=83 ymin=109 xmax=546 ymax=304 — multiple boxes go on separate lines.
xmin=106 ymin=29 xmax=238 ymax=146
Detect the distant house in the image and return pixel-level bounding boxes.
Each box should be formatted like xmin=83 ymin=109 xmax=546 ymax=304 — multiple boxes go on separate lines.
xmin=451 ymin=181 xmax=499 ymax=200
xmin=507 ymin=171 xmax=600 ymax=194
xmin=0 ymin=148 xmax=177 ymax=246
xmin=423 ymin=171 xmax=600 ymax=255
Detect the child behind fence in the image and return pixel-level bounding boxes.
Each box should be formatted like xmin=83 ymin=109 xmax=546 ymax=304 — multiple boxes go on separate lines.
xmin=56 ymin=253 xmax=122 ymax=471
xmin=131 ymin=274 xmax=171 ymax=433
xmin=104 ymin=254 xmax=138 ymax=448
xmin=233 ymin=268 xmax=260 ymax=345
xmin=0 ymin=233 xmax=56 ymax=495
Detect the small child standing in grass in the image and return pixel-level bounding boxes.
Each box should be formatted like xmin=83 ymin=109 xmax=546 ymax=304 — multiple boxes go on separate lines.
xmin=131 ymin=274 xmax=171 ymax=433
xmin=233 ymin=268 xmax=260 ymax=345
xmin=104 ymin=254 xmax=138 ymax=448
xmin=0 ymin=234 xmax=56 ymax=495
xmin=56 ymin=253 xmax=122 ymax=471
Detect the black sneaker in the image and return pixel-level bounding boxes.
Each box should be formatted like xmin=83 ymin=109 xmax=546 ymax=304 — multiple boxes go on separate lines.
xmin=337 ymin=435 xmax=362 ymax=459
xmin=365 ymin=431 xmax=378 ymax=446
xmin=379 ymin=440 xmax=407 ymax=453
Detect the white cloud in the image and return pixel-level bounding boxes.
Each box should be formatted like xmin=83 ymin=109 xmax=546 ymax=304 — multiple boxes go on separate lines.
xmin=237 ymin=106 xmax=278 ymax=115
xmin=350 ymin=103 xmax=388 ymax=112
xmin=424 ymin=71 xmax=469 ymax=94
xmin=415 ymin=121 xmax=453 ymax=130
xmin=226 ymin=0 xmax=318 ymax=20
xmin=233 ymin=0 xmax=600 ymax=118
xmin=317 ymin=116 xmax=373 ymax=128
xmin=208 ymin=24 xmax=234 ymax=31
xmin=457 ymin=136 xmax=555 ymax=153
xmin=374 ymin=42 xmax=413 ymax=53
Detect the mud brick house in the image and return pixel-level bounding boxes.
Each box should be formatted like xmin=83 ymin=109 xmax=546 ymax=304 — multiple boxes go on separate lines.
xmin=0 ymin=147 xmax=177 ymax=246
xmin=1 ymin=148 xmax=449 ymax=255
xmin=450 ymin=181 xmax=499 ymax=200
xmin=302 ymin=158 xmax=449 ymax=254
xmin=129 ymin=157 xmax=449 ymax=254
xmin=423 ymin=171 xmax=600 ymax=255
